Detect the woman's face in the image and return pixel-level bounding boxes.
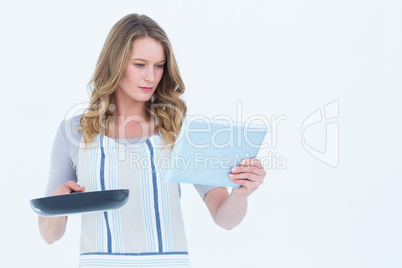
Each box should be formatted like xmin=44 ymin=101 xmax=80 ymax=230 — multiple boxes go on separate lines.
xmin=116 ymin=37 xmax=165 ymax=105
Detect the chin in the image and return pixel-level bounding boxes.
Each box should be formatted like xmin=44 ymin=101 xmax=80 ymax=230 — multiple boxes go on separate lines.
xmin=136 ymin=96 xmax=152 ymax=103
xmin=126 ymin=93 xmax=153 ymax=103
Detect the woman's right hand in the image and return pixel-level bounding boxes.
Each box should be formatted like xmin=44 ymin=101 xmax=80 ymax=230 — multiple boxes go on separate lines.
xmin=50 ymin=180 xmax=85 ymax=196
xmin=39 ymin=181 xmax=85 ymax=244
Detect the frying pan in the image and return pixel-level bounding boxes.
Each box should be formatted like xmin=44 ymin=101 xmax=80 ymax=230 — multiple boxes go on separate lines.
xmin=30 ymin=189 xmax=129 ymax=217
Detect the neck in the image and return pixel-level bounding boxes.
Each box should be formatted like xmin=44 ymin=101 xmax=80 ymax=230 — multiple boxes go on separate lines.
xmin=108 ymin=91 xmax=155 ymax=139
xmin=114 ymin=106 xmax=148 ymax=121
xmin=113 ymin=91 xmax=148 ymax=119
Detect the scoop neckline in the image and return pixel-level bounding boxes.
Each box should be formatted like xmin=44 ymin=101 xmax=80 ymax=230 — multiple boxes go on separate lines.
xmin=108 ymin=133 xmax=160 ymax=141
xmin=100 ymin=132 xmax=162 ymax=151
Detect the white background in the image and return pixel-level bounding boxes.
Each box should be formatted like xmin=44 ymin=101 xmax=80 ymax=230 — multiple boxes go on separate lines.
xmin=1 ymin=0 xmax=401 ymax=267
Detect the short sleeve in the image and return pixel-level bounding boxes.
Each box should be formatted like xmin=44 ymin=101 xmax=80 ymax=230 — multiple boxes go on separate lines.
xmin=44 ymin=119 xmax=80 ymax=196
xmin=193 ymin=184 xmax=223 ymax=200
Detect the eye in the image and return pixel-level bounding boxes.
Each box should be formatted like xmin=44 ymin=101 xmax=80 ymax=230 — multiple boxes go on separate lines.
xmin=155 ymin=64 xmax=165 ymax=69
xmin=134 ymin=63 xmax=145 ymax=67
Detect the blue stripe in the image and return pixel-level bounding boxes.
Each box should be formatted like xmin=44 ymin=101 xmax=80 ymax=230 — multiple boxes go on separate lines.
xmin=80 ymin=261 xmax=190 ymax=268
xmin=103 ymin=212 xmax=112 ymax=253
xmin=79 ymin=259 xmax=190 ymax=268
xmin=139 ymin=144 xmax=156 ymax=251
xmin=146 ymin=139 xmax=163 ymax=253
xmin=81 ymin=251 xmax=188 ymax=256
xmin=155 ymin=136 xmax=172 ymax=251
xmin=80 ymin=262 xmax=189 ymax=267
xmin=92 ymin=139 xmax=103 ymax=252
xmin=100 ymin=135 xmax=106 ymax=191
xmin=100 ymin=135 xmax=112 ymax=253
xmin=106 ymin=138 xmax=123 ymax=253
xmin=96 ymin=213 xmax=102 ymax=252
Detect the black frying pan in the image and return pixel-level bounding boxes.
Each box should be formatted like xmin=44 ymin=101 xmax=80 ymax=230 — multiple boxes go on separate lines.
xmin=30 ymin=189 xmax=129 ymax=217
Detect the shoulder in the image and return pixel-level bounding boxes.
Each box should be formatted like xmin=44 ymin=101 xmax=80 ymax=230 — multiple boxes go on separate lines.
xmin=59 ymin=114 xmax=83 ymax=148
xmin=61 ymin=114 xmax=82 ymax=131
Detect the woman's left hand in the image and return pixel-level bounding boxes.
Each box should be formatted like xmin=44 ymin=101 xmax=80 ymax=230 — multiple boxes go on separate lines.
xmin=228 ymin=158 xmax=266 ymax=197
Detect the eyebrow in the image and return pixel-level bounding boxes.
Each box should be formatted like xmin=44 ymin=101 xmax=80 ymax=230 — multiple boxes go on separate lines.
xmin=131 ymin=58 xmax=166 ymax=63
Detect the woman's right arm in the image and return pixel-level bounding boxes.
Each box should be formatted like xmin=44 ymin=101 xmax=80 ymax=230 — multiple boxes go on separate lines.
xmin=39 ymin=118 xmax=83 ymax=244
xmin=38 ymin=181 xmax=85 ymax=244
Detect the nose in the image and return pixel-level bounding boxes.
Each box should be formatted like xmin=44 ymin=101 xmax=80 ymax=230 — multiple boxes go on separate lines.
xmin=144 ymin=66 xmax=155 ymax=82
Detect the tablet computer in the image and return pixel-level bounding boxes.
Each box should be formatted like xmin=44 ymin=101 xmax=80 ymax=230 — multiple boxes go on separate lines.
xmin=162 ymin=116 xmax=268 ymax=187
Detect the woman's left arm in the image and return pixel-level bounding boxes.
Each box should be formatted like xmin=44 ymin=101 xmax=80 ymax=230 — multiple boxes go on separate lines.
xmin=203 ymin=158 xmax=266 ymax=230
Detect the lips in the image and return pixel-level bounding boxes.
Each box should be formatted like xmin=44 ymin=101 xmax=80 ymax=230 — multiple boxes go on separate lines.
xmin=139 ymin=87 xmax=153 ymax=92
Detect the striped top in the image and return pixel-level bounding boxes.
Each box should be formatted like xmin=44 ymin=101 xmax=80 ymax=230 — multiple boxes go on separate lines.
xmin=76 ymin=134 xmax=191 ymax=267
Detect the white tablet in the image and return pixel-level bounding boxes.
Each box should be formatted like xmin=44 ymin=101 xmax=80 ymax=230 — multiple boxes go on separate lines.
xmin=162 ymin=116 xmax=268 ymax=187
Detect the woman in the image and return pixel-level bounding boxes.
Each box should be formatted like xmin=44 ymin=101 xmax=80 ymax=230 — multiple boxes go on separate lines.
xmin=39 ymin=13 xmax=266 ymax=267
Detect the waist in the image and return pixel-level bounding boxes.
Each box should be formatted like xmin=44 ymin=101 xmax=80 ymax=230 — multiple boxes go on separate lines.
xmin=79 ymin=251 xmax=190 ymax=267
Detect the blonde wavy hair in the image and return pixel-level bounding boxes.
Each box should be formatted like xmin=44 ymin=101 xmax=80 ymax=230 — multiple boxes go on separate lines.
xmin=78 ymin=14 xmax=187 ymax=148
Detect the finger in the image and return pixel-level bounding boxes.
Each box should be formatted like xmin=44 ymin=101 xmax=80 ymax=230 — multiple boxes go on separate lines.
xmin=231 ymin=178 xmax=261 ymax=192
xmin=231 ymin=165 xmax=266 ymax=177
xmin=229 ymin=172 xmax=264 ymax=184
xmin=65 ymin=181 xmax=85 ymax=192
xmin=240 ymin=158 xmax=263 ymax=169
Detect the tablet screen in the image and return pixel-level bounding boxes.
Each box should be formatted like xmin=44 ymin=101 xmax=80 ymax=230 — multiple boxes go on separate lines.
xmin=162 ymin=116 xmax=268 ymax=187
